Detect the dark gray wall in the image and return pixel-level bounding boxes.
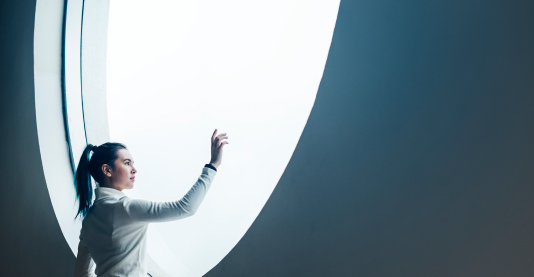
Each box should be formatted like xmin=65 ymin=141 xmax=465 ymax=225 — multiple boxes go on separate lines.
xmin=207 ymin=0 xmax=534 ymax=276
xmin=0 ymin=1 xmax=75 ymax=276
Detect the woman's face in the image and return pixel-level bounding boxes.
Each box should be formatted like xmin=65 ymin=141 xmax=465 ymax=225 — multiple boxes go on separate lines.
xmin=108 ymin=149 xmax=137 ymax=191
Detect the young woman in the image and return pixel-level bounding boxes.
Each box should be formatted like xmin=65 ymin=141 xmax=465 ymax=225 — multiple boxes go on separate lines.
xmin=74 ymin=129 xmax=228 ymax=277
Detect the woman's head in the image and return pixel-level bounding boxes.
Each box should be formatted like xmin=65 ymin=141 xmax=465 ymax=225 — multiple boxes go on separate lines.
xmin=74 ymin=142 xmax=136 ymax=219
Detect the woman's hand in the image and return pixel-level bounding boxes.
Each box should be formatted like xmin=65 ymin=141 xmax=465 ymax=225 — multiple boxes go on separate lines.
xmin=210 ymin=129 xmax=229 ymax=169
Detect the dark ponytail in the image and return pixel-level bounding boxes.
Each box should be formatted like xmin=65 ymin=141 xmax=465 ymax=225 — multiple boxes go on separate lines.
xmin=74 ymin=142 xmax=127 ymax=220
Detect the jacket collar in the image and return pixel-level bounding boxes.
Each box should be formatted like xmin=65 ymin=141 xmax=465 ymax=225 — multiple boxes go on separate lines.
xmin=95 ymin=187 xmax=126 ymax=201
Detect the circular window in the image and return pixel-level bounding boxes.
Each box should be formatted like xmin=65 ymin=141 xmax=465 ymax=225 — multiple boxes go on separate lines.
xmin=35 ymin=0 xmax=340 ymax=275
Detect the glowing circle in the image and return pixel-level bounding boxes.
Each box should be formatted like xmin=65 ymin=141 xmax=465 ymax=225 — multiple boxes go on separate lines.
xmin=106 ymin=1 xmax=340 ymax=275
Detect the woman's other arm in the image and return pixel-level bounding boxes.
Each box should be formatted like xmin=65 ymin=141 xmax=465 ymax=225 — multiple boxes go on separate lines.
xmin=74 ymin=237 xmax=96 ymax=277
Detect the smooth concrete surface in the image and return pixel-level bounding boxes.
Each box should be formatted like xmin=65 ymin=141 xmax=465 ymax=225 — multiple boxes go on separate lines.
xmin=0 ymin=0 xmax=76 ymax=276
xmin=206 ymin=1 xmax=534 ymax=276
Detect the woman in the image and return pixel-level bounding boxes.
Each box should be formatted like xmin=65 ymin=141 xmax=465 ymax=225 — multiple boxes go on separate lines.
xmin=74 ymin=129 xmax=229 ymax=277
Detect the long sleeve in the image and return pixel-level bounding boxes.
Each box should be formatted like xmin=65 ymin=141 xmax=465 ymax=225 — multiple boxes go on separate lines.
xmin=124 ymin=166 xmax=216 ymax=223
xmin=74 ymin=237 xmax=96 ymax=277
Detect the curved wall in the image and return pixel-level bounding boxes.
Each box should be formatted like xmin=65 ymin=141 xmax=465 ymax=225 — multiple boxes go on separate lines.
xmin=206 ymin=0 xmax=534 ymax=276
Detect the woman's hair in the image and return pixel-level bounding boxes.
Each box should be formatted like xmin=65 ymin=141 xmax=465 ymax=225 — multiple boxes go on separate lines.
xmin=74 ymin=142 xmax=127 ymax=219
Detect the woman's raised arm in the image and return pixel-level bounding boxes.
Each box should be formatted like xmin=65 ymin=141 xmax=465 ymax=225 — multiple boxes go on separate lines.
xmin=123 ymin=166 xmax=216 ymax=222
xmin=123 ymin=129 xmax=228 ymax=222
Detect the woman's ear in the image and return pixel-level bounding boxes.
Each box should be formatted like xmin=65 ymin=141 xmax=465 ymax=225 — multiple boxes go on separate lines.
xmin=102 ymin=164 xmax=113 ymax=177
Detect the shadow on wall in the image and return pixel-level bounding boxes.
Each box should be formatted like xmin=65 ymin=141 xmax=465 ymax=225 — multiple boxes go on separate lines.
xmin=0 ymin=0 xmax=77 ymax=276
xmin=207 ymin=0 xmax=534 ymax=276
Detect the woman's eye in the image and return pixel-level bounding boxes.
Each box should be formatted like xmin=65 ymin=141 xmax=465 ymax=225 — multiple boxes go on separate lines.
xmin=126 ymin=162 xmax=130 ymax=165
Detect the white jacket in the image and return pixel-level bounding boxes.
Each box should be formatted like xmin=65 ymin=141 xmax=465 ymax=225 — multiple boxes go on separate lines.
xmin=74 ymin=166 xmax=217 ymax=277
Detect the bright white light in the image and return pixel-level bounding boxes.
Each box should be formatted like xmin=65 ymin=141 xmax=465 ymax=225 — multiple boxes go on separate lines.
xmin=107 ymin=1 xmax=339 ymax=275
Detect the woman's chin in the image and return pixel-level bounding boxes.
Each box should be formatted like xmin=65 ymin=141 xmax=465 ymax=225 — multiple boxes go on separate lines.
xmin=122 ymin=183 xmax=134 ymax=190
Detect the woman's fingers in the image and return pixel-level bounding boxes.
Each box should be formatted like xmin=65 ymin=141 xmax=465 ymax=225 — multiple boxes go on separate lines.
xmin=211 ymin=129 xmax=218 ymax=144
xmin=213 ymin=133 xmax=228 ymax=147
xmin=218 ymin=141 xmax=228 ymax=151
xmin=211 ymin=132 xmax=223 ymax=145
xmin=209 ymin=130 xmax=229 ymax=167
xmin=213 ymin=133 xmax=225 ymax=141
xmin=217 ymin=136 xmax=228 ymax=148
